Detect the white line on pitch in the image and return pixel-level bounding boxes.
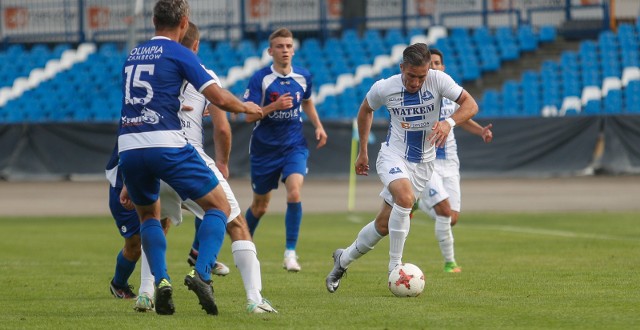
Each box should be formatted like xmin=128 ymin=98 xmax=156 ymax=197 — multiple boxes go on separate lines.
xmin=465 ymin=224 xmax=638 ymax=242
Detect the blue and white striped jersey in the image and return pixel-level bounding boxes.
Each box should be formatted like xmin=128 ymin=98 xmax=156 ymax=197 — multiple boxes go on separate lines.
xmin=117 ymin=36 xmax=217 ymax=153
xmin=367 ymin=69 xmax=462 ymax=163
xmin=243 ymin=65 xmax=313 ymax=155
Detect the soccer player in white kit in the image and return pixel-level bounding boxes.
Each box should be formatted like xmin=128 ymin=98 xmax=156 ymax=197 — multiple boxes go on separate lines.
xmin=413 ymin=48 xmax=493 ymax=273
xmin=134 ymin=22 xmax=277 ymax=314
xmin=326 ymin=43 xmax=478 ymax=293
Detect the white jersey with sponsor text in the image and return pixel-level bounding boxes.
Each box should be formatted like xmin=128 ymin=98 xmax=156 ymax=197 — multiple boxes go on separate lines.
xmin=366 ymin=69 xmax=463 ymax=163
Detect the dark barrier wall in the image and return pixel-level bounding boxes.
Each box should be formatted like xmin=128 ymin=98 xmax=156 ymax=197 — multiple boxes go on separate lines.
xmin=1 ymin=117 xmax=639 ymax=180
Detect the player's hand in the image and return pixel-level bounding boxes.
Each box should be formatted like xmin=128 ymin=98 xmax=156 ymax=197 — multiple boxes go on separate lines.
xmin=355 ymin=153 xmax=369 ymax=176
xmin=428 ymin=120 xmax=452 ymax=148
xmin=181 ymin=104 xmax=194 ymax=112
xmin=482 ymin=123 xmax=493 ymax=143
xmin=243 ymin=101 xmax=263 ymax=118
xmin=215 ymin=161 xmax=229 ymax=179
xmin=275 ymin=92 xmax=294 ymax=110
xmin=119 ymin=186 xmax=135 ymax=211
xmin=315 ymin=127 xmax=328 ymax=149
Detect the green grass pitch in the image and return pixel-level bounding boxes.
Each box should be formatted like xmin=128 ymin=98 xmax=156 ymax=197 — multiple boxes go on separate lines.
xmin=1 ymin=211 xmax=638 ymax=329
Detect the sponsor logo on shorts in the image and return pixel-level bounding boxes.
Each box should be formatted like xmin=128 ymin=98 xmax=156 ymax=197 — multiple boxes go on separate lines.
xmin=429 ymin=188 xmax=438 ymax=197
xmin=121 ymin=225 xmax=127 ymax=233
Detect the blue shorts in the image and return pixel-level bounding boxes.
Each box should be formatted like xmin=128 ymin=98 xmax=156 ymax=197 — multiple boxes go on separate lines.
xmin=250 ymin=146 xmax=309 ymax=195
xmin=119 ymin=145 xmax=218 ymax=206
xmin=109 ymin=185 xmax=140 ymax=239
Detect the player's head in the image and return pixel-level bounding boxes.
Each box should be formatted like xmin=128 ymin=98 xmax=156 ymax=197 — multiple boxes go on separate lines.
xmin=268 ymin=28 xmax=295 ymax=68
xmin=153 ymin=0 xmax=190 ymax=38
xmin=181 ymin=21 xmax=200 ymax=54
xmin=400 ymin=43 xmax=431 ymax=93
xmin=429 ymin=48 xmax=445 ymax=72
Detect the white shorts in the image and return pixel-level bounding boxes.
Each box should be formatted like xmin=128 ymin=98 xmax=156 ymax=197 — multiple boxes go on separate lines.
xmin=160 ymin=153 xmax=241 ymax=226
xmin=376 ymin=143 xmax=434 ymax=205
xmin=418 ymin=158 xmax=461 ymax=212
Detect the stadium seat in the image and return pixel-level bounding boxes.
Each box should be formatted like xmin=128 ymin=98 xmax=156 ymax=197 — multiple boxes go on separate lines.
xmin=622 ymin=67 xmax=640 ymax=87
xmin=602 ymin=76 xmax=622 ymax=96
xmin=538 ymin=25 xmax=557 ymax=42
xmin=581 ymin=86 xmax=602 ymax=105
xmin=559 ymin=96 xmax=581 ymax=116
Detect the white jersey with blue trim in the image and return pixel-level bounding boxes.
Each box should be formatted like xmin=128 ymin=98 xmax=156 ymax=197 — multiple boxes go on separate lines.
xmin=436 ymin=98 xmax=460 ymax=162
xmin=179 ymin=67 xmax=221 ymax=151
xmin=117 ymin=36 xmax=217 ymax=153
xmin=367 ymin=69 xmax=463 ymax=163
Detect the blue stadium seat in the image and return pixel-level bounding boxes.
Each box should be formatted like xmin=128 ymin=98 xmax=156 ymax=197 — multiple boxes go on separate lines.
xmin=583 ymin=100 xmax=602 ymax=115
xmin=538 ymin=25 xmax=557 ymax=42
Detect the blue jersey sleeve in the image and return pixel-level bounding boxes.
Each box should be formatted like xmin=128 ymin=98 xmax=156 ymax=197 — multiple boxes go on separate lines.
xmin=303 ymin=73 xmax=313 ymax=100
xmin=173 ymin=46 xmax=215 ymax=92
xmin=244 ymin=73 xmax=264 ymax=105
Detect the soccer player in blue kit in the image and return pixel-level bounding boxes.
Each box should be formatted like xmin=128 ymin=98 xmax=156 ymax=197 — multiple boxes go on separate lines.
xmin=243 ymin=28 xmax=327 ymax=272
xmin=117 ymin=0 xmax=262 ymax=315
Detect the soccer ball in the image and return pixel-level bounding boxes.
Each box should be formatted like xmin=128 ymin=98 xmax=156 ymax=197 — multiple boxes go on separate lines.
xmin=388 ymin=263 xmax=425 ymax=297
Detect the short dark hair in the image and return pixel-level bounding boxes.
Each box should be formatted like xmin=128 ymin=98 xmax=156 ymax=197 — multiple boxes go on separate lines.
xmin=402 ymin=43 xmax=431 ymax=67
xmin=269 ymin=28 xmax=293 ymax=46
xmin=429 ymin=48 xmax=444 ymax=64
xmin=181 ymin=22 xmax=199 ymax=48
xmin=153 ymin=0 xmax=189 ymax=30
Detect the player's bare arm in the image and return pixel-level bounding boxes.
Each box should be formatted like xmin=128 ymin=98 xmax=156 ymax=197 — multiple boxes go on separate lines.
xmin=429 ymin=90 xmax=478 ymax=147
xmin=355 ymin=99 xmax=374 ymax=176
xmin=244 ymin=92 xmax=294 ymax=123
xmin=203 ymin=83 xmax=263 ymax=117
xmin=210 ymin=104 xmax=232 ymax=179
xmin=301 ymin=98 xmax=327 ymax=149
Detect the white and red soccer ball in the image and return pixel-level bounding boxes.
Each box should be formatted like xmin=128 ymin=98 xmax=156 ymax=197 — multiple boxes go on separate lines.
xmin=388 ymin=263 xmax=425 ymax=297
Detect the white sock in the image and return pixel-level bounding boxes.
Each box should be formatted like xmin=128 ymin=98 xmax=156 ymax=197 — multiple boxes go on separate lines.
xmin=341 ymin=221 xmax=383 ymax=268
xmin=139 ymin=247 xmax=155 ymax=297
xmin=388 ymin=204 xmax=411 ymax=272
xmin=232 ymin=240 xmax=263 ymax=304
xmin=435 ymin=215 xmax=455 ymax=263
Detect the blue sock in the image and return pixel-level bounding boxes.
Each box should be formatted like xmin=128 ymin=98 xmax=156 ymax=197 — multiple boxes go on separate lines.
xmin=245 ymin=208 xmax=260 ymax=237
xmin=285 ymin=202 xmax=302 ymax=250
xmin=192 ymin=217 xmax=202 ymax=252
xmin=195 ymin=209 xmax=227 ymax=282
xmin=112 ymin=250 xmax=136 ymax=287
xmin=140 ymin=219 xmax=169 ymax=286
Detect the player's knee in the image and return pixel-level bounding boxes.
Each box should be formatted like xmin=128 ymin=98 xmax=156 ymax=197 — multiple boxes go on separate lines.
xmin=393 ymin=194 xmax=415 ymax=209
xmin=251 ymin=203 xmax=268 ymax=218
xmin=286 ymin=190 xmax=301 ymax=203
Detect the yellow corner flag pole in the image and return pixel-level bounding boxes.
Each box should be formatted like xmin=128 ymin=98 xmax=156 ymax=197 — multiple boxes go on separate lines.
xmin=348 ymin=119 xmax=358 ymax=212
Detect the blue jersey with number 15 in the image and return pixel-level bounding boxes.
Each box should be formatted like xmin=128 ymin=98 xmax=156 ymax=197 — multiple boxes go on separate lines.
xmin=117 ymin=36 xmax=216 ymax=153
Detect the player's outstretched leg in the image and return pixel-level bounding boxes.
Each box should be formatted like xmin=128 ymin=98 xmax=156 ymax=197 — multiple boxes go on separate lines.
xmin=184 ymin=270 xmax=218 ymax=315
xmin=154 ymin=279 xmax=175 ymax=315
xmin=325 ymin=249 xmax=347 ymax=293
